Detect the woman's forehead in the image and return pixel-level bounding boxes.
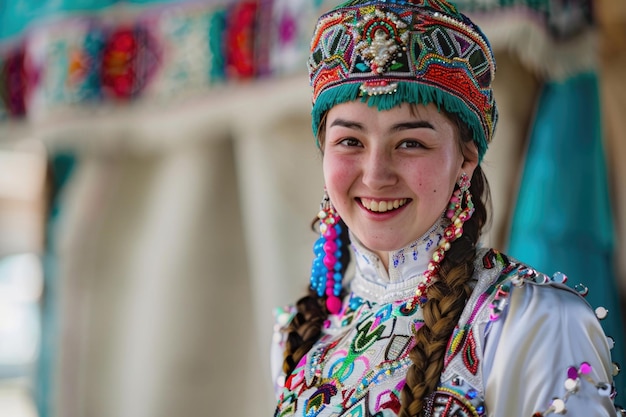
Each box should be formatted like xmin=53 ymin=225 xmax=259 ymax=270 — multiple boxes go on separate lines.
xmin=326 ymin=102 xmax=450 ymax=126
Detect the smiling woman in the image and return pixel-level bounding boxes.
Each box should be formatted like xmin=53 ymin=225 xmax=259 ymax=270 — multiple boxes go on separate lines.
xmin=271 ymin=1 xmax=622 ymax=416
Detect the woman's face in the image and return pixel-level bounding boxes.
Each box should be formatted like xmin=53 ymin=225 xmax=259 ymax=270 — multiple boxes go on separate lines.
xmin=323 ymin=101 xmax=478 ymax=268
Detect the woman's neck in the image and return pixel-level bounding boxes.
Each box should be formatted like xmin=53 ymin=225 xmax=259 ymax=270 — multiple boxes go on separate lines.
xmin=350 ymin=217 xmax=447 ymax=285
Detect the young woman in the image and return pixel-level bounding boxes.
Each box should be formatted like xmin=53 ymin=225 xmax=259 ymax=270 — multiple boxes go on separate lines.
xmin=272 ymin=1 xmax=621 ymax=416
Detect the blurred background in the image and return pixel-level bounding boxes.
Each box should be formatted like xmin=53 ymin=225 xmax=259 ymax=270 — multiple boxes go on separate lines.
xmin=0 ymin=0 xmax=624 ymax=416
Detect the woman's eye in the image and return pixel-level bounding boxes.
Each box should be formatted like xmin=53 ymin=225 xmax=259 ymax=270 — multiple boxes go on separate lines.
xmin=339 ymin=137 xmax=362 ymax=147
xmin=398 ymin=140 xmax=422 ymax=149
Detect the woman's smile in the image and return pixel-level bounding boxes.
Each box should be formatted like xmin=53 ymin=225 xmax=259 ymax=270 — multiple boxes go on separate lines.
xmin=358 ymin=197 xmax=410 ymax=213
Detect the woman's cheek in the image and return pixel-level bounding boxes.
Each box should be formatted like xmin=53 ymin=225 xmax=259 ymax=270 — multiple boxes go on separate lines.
xmin=324 ymin=158 xmax=355 ymax=202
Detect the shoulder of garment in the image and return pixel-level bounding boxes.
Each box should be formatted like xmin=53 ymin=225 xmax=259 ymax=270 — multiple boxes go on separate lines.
xmin=441 ymin=248 xmax=620 ymax=417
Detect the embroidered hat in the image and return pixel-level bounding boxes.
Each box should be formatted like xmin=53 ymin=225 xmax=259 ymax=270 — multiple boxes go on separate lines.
xmin=308 ymin=0 xmax=498 ymax=161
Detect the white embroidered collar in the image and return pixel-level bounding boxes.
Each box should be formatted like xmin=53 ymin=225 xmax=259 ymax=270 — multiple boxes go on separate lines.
xmin=349 ymin=217 xmax=447 ymax=304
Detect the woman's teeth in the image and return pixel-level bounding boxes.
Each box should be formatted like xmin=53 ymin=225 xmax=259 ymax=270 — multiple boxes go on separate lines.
xmin=361 ymin=198 xmax=408 ymax=213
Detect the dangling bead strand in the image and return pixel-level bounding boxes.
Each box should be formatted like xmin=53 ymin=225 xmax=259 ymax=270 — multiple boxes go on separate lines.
xmin=310 ymin=193 xmax=344 ymax=314
xmin=409 ymin=173 xmax=475 ymax=308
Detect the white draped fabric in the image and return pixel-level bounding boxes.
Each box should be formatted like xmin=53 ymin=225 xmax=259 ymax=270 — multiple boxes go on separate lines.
xmin=42 ymin=77 xmax=319 ymax=417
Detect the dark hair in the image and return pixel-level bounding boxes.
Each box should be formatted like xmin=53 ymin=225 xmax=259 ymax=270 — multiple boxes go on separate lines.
xmin=281 ymin=107 xmax=491 ymax=417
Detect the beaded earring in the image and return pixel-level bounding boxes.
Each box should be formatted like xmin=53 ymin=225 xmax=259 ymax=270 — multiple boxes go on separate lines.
xmin=310 ymin=191 xmax=344 ymax=314
xmin=413 ymin=172 xmax=475 ymax=305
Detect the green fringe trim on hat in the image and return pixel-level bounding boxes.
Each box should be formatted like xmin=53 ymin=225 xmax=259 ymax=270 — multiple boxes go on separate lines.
xmin=312 ymin=81 xmax=489 ymax=162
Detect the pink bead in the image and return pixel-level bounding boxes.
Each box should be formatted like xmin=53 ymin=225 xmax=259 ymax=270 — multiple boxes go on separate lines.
xmin=324 ymin=227 xmax=337 ymax=239
xmin=567 ymin=366 xmax=578 ymax=379
xmin=580 ymin=362 xmax=592 ymax=375
xmin=446 ymin=210 xmax=455 ymax=219
xmin=326 ymin=295 xmax=342 ymax=314
xmin=323 ymin=240 xmax=338 ymax=253
xmin=323 ymin=254 xmax=337 ymax=269
xmin=326 ymin=287 xmax=334 ymax=296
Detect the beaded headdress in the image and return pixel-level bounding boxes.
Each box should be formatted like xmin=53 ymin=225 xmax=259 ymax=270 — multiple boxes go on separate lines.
xmin=308 ymin=0 xmax=498 ymax=160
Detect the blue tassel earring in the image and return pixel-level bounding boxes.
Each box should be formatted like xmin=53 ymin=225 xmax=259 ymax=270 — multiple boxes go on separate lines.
xmin=310 ymin=190 xmax=344 ymax=314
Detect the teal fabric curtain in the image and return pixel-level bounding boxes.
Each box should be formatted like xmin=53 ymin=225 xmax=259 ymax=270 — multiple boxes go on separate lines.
xmin=508 ymin=73 xmax=625 ymax=402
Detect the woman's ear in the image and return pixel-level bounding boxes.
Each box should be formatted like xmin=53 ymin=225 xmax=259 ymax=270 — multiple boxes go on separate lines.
xmin=460 ymin=141 xmax=479 ymax=180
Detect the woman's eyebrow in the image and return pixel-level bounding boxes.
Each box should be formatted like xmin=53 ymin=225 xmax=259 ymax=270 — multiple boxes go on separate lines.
xmin=329 ymin=118 xmax=365 ymax=130
xmin=390 ymin=121 xmax=435 ymax=132
xmin=329 ymin=119 xmax=435 ymax=131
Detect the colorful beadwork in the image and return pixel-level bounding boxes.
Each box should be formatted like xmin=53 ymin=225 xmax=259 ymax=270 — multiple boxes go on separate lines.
xmin=100 ymin=26 xmax=161 ymax=100
xmin=310 ymin=191 xmax=344 ymax=314
xmin=276 ymin=298 xmax=417 ymax=415
xmin=225 ymin=1 xmax=257 ymax=79
xmin=1 ymin=48 xmax=27 ymax=116
xmin=308 ymin=0 xmax=497 ymax=161
xmin=428 ymin=384 xmax=486 ymax=416
xmin=408 ymin=172 xmax=475 ymax=307
xmin=0 ymin=1 xmax=272 ymax=119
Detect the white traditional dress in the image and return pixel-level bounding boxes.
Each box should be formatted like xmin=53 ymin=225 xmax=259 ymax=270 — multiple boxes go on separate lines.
xmin=272 ymin=218 xmax=618 ymax=416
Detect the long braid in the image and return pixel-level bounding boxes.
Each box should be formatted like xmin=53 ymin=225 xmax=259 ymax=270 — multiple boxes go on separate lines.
xmin=399 ymin=166 xmax=489 ymax=416
xmin=282 ymin=291 xmax=327 ymax=375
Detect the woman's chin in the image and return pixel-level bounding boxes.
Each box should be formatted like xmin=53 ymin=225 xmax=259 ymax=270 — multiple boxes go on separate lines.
xmin=359 ymin=238 xmax=408 ymax=254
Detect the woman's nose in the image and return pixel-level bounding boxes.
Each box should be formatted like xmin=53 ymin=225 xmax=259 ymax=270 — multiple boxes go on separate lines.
xmin=361 ymin=150 xmax=398 ymax=189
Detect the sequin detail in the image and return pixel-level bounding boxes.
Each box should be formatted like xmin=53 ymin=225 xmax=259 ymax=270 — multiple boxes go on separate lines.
xmin=533 ymin=362 xmax=617 ymax=416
